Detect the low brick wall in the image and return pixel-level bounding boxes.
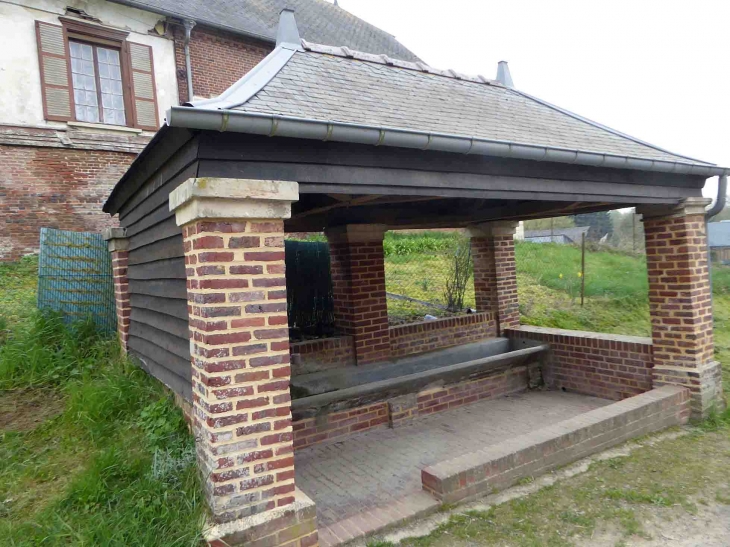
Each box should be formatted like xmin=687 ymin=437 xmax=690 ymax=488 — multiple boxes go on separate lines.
xmin=293 ymin=366 xmax=528 ymax=450
xmin=506 ymin=326 xmax=653 ymax=400
xmin=422 ymin=385 xmax=690 ymax=504
xmin=293 ymin=402 xmax=389 ymax=450
xmin=390 ymin=313 xmax=497 ymax=359
xmin=290 ymin=336 xmax=355 ymax=375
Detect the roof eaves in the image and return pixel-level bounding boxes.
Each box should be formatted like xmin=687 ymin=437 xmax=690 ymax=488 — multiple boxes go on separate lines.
xmin=165 ymin=107 xmax=729 ymax=177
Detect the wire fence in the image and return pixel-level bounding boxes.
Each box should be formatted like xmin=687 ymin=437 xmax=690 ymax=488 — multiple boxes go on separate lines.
xmin=37 ymin=228 xmax=116 ymax=334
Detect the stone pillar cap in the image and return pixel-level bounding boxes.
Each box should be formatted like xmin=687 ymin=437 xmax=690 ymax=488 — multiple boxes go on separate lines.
xmin=325 ymin=224 xmax=387 ymax=243
xmin=638 ymin=196 xmax=712 ymax=219
xmin=467 ymin=220 xmax=519 ymax=238
xmin=102 ymin=227 xmax=127 ymax=241
xmin=169 ymin=178 xmax=299 ymax=226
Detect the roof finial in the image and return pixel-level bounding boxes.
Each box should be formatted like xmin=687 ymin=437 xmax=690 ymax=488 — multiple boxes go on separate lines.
xmin=496 ymin=60 xmax=514 ymax=88
xmin=276 ymin=9 xmax=301 ymax=49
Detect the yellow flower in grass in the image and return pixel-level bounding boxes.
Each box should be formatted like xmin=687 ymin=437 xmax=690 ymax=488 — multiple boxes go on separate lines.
xmin=577 ymin=272 xmax=583 ymax=278
xmin=559 ymin=273 xmax=563 ymax=279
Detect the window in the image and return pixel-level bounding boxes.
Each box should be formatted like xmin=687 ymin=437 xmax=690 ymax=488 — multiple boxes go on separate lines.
xmin=69 ymin=41 xmax=126 ymax=125
xmin=35 ymin=18 xmax=159 ymax=130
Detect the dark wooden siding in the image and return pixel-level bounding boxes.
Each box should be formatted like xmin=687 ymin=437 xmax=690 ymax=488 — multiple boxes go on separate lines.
xmin=116 ymin=131 xmax=200 ymax=400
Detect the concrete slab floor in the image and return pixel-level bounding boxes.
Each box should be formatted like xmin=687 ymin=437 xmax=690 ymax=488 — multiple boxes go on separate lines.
xmin=295 ymin=390 xmax=610 ymax=529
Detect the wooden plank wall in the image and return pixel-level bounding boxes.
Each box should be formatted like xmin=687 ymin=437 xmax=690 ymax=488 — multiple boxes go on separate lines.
xmin=117 ymin=134 xmax=200 ymax=400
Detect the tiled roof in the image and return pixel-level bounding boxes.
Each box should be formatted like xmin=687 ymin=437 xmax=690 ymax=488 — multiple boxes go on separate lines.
xmin=110 ymin=0 xmax=420 ymax=62
xmin=231 ymin=43 xmax=711 ymax=165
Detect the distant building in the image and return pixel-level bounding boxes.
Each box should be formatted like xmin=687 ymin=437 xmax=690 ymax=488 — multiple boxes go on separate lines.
xmin=708 ymin=221 xmax=730 ymax=264
xmin=523 ymin=226 xmax=590 ymax=245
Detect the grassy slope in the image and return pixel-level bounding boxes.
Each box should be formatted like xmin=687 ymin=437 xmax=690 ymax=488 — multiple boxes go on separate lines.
xmin=0 ymin=260 xmax=205 ymax=546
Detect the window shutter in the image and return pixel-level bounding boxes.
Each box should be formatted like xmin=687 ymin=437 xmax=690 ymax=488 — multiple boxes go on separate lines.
xmin=35 ymin=21 xmax=75 ymax=121
xmin=126 ymin=42 xmax=159 ymax=130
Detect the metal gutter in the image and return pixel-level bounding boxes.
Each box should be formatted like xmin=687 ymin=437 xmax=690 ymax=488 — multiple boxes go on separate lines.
xmin=182 ymin=19 xmax=195 ymax=103
xmin=106 ymin=0 xmax=277 ymax=45
xmin=707 ymin=174 xmax=728 ymax=219
xmin=166 ymin=107 xmax=730 ymax=177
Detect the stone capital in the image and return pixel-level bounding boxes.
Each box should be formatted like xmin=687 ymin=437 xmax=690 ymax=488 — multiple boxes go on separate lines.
xmin=325 ymin=223 xmax=387 ymax=244
xmin=169 ymin=178 xmax=299 ymax=226
xmin=102 ymin=227 xmax=129 ymax=252
xmin=467 ymin=220 xmax=519 ymax=238
xmin=638 ymin=196 xmax=712 ymax=220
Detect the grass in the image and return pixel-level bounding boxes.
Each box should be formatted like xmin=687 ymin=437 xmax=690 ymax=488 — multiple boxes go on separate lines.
xmin=0 ymin=260 xmax=206 ymax=546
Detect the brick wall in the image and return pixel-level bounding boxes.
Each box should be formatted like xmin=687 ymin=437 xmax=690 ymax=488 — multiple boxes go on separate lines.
xmin=389 ymin=313 xmax=497 ymax=359
xmin=422 ymin=386 xmax=690 ymax=504
xmin=507 ymin=326 xmax=654 ymax=400
xmin=0 ymin=144 xmax=131 ymax=261
xmin=173 ymin=25 xmax=271 ymax=101
xmin=290 ymin=336 xmax=355 ymax=375
xmin=292 ymin=402 xmax=389 ymax=450
xmin=292 ymin=366 xmax=528 ymax=450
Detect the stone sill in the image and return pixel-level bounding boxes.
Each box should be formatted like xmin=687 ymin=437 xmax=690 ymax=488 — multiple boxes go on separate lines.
xmin=66 ymin=121 xmax=144 ymax=135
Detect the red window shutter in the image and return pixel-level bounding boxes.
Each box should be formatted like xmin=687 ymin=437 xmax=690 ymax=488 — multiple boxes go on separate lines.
xmin=35 ymin=21 xmax=75 ymax=122
xmin=126 ymin=42 xmax=160 ymax=130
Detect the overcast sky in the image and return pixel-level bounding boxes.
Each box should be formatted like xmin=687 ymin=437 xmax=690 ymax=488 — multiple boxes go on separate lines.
xmin=340 ymin=0 xmax=728 ymax=200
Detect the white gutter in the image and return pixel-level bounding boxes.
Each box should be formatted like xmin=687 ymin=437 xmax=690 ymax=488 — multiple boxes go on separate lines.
xmin=165 ymin=107 xmax=729 ymax=178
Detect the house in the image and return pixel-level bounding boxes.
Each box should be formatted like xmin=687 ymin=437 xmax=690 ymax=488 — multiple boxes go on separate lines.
xmin=709 ymin=221 xmax=730 ymax=263
xmin=522 ymin=226 xmax=590 ymax=244
xmin=0 ymin=0 xmax=417 ymax=260
xmin=101 ymin=11 xmax=726 ymax=545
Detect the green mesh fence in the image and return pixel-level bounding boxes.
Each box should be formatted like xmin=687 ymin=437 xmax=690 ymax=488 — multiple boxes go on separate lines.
xmin=285 ymin=240 xmax=334 ymax=336
xmin=37 ymin=228 xmax=116 ymax=334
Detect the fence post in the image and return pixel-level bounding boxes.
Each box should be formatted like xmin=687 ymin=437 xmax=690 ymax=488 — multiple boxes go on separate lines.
xmin=580 ymin=232 xmax=586 ymax=307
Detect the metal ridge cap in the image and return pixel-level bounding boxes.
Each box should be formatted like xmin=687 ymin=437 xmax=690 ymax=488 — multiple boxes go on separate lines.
xmin=508 ymin=87 xmax=716 ymax=167
xmin=185 ymin=45 xmax=298 ymax=109
xmin=166 ymin=107 xmax=729 ymax=176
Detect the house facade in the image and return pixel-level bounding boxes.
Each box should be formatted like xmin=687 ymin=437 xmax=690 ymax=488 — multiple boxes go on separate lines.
xmin=0 ymin=0 xmax=417 ymax=260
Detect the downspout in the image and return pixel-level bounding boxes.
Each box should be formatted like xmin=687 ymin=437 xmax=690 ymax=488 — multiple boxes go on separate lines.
xmin=705 ymin=173 xmax=727 ymax=325
xmin=183 ymin=19 xmax=196 ymax=103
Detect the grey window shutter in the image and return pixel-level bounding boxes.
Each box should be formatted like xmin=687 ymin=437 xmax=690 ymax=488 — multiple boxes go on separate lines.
xmin=127 ymin=42 xmax=159 ymax=130
xmin=35 ymin=21 xmax=75 ymax=122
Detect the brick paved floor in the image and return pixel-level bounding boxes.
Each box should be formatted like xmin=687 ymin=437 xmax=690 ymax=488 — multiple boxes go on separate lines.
xmin=295 ymin=390 xmax=610 ymax=527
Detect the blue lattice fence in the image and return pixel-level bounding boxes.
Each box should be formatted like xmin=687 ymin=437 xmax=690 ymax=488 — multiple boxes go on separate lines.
xmin=37 ymin=228 xmax=116 ymax=333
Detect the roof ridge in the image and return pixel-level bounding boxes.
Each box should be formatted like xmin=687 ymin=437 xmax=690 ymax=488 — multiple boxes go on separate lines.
xmin=300 ymin=39 xmax=501 ymax=87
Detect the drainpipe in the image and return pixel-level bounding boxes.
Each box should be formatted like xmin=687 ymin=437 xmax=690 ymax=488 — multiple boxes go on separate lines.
xmin=183 ymin=19 xmax=196 ymax=103
xmin=705 ymin=174 xmax=727 ymax=323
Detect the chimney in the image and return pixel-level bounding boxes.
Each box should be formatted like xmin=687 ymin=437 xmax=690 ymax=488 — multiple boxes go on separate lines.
xmin=496 ymin=61 xmax=514 ymax=88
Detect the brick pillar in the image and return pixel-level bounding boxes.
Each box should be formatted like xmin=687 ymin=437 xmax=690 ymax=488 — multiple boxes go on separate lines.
xmin=640 ymin=197 xmax=724 ymax=419
xmin=325 ymin=224 xmax=390 ymax=365
xmin=170 ymin=178 xmax=318 ymax=546
xmin=103 ymin=227 xmax=131 ymax=352
xmin=469 ymin=221 xmax=519 ymax=335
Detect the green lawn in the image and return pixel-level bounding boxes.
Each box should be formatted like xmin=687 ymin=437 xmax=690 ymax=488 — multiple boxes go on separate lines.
xmin=0 ymin=260 xmax=205 ymax=546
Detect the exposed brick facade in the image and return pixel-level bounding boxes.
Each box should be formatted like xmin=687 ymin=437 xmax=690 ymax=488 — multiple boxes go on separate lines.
xmin=507 ymin=326 xmax=654 ymax=401
xmin=104 ymin=228 xmax=131 ymax=352
xmin=326 ymin=225 xmax=390 ymax=365
xmin=0 ymin=145 xmax=131 ymax=260
xmin=470 ymin=222 xmax=520 ymax=334
xmin=181 ymin=218 xmax=296 ymax=523
xmin=173 ymin=25 xmax=271 ymax=101
xmin=389 ymin=312 xmax=497 ymax=358
xmin=292 ymin=366 xmax=528 ymax=450
xmin=641 ymin=198 xmax=725 ymax=418
xmin=290 ymin=336 xmax=355 ymax=376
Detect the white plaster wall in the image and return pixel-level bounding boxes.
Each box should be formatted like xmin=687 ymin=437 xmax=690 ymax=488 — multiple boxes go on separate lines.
xmin=0 ymin=0 xmax=179 ymax=128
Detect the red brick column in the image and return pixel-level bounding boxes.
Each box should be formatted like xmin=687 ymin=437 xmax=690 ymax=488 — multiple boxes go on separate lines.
xmin=469 ymin=221 xmax=519 ymax=335
xmin=103 ymin=228 xmax=130 ymax=352
xmin=325 ymin=224 xmax=390 ymax=365
xmin=640 ymin=197 xmax=724 ymax=419
xmin=170 ymin=179 xmax=317 ymax=546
